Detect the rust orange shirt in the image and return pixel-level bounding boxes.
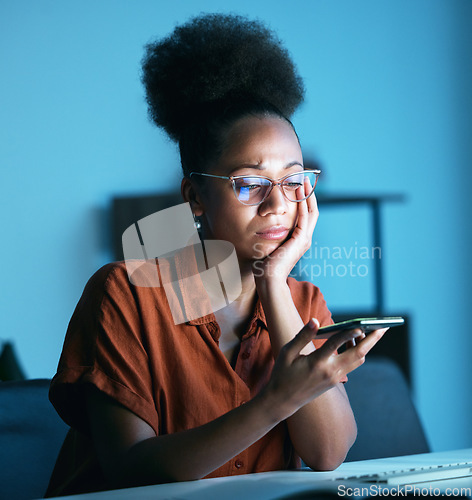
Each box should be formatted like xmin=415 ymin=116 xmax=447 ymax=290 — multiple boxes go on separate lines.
xmin=47 ymin=261 xmax=334 ymax=496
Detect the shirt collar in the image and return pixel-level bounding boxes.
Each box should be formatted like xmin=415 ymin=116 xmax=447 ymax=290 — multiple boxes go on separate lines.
xmin=159 ymin=242 xmax=267 ymax=331
xmin=188 ymin=291 xmax=267 ymax=333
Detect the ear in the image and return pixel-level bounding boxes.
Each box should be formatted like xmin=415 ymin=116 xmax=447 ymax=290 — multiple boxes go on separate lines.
xmin=181 ymin=177 xmax=204 ymax=216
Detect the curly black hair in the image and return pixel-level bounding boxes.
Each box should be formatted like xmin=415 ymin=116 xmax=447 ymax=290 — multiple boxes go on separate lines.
xmin=141 ymin=13 xmax=305 ymax=175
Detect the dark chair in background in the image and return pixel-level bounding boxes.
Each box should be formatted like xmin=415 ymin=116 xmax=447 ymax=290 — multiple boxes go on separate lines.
xmin=345 ymin=357 xmax=429 ymax=462
xmin=0 ymin=341 xmax=26 ymax=381
xmin=0 ymin=379 xmax=69 ymax=500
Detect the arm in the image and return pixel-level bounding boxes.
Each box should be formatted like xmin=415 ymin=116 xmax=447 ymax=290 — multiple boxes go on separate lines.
xmin=85 ymin=321 xmax=369 ymax=488
xmin=85 ymin=383 xmax=283 ymax=487
xmin=254 ymin=180 xmax=384 ymax=469
xmin=257 ymin=278 xmax=373 ymax=470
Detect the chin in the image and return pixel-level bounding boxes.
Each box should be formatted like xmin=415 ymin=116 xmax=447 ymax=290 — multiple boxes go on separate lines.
xmin=250 ymin=239 xmax=283 ymax=261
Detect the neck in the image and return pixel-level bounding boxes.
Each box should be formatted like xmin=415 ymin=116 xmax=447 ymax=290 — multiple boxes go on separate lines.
xmin=214 ymin=260 xmax=257 ymax=326
xmin=237 ymin=260 xmax=257 ymax=301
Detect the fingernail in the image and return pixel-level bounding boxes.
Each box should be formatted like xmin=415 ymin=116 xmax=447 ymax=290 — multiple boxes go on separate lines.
xmin=309 ymin=318 xmax=320 ymax=329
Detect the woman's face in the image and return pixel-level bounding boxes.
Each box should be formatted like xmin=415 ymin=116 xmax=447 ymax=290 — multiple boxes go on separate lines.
xmin=194 ymin=114 xmax=305 ymax=264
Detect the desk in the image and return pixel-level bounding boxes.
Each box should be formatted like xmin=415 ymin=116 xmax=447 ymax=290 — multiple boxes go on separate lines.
xmin=54 ymin=448 xmax=472 ymax=499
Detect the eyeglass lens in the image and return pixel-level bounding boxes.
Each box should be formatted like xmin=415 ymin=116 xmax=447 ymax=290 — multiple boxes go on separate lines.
xmin=233 ymin=171 xmax=319 ymax=205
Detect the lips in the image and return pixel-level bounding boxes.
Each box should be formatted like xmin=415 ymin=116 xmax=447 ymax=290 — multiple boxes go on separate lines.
xmin=255 ymin=225 xmax=290 ymax=240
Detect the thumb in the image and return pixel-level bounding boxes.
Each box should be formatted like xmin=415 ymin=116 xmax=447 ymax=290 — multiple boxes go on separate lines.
xmin=283 ymin=318 xmax=319 ymax=362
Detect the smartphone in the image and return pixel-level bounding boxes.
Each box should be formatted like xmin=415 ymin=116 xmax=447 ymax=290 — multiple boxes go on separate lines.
xmin=317 ymin=317 xmax=404 ymax=336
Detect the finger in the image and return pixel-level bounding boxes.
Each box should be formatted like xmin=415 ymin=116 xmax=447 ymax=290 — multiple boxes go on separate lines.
xmin=296 ymin=184 xmax=308 ymax=223
xmin=306 ymin=184 xmax=318 ymax=216
xmin=352 ymin=328 xmax=388 ymax=356
xmin=282 ymin=318 xmax=320 ymax=362
xmin=302 ymin=177 xmax=318 ymax=228
xmin=315 ymin=328 xmax=364 ymax=341
xmin=333 ymin=328 xmax=388 ymax=375
xmin=295 ymin=179 xmax=315 ymax=235
xmin=346 ymin=339 xmax=356 ymax=349
xmin=304 ymin=175 xmax=313 ymax=198
xmin=345 ymin=331 xmax=366 ymax=349
xmin=315 ymin=328 xmax=365 ymax=357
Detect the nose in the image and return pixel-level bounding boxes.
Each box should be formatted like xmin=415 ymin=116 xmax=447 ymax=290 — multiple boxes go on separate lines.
xmin=258 ymin=183 xmax=288 ymax=216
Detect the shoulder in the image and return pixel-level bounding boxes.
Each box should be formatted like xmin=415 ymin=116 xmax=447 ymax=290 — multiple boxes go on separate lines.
xmin=73 ymin=262 xmax=130 ymax=313
xmin=72 ymin=260 xmax=171 ymax=329
xmin=82 ymin=260 xmax=160 ymax=298
xmin=81 ymin=261 xmax=129 ymax=294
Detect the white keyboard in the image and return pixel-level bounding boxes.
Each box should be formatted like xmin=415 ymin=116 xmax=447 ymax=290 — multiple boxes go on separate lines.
xmin=336 ymin=461 xmax=472 ymax=485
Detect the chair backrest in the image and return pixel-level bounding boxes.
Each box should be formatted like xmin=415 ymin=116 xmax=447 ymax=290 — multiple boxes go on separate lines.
xmin=345 ymin=356 xmax=429 ymax=462
xmin=0 ymin=379 xmax=69 ymax=500
xmin=0 ymin=342 xmax=26 ymax=381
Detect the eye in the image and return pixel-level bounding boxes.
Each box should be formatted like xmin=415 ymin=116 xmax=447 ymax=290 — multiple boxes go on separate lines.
xmin=283 ymin=174 xmax=304 ymax=190
xmin=244 ymin=184 xmax=263 ymax=191
xmin=234 ymin=177 xmax=267 ymax=191
xmin=283 ymin=181 xmax=303 ymax=190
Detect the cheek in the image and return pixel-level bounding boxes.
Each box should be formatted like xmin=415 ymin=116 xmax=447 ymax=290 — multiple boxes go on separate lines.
xmin=204 ymin=201 xmax=258 ymax=243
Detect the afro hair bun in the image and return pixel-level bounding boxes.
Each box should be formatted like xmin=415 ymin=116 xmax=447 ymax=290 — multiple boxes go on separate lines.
xmin=141 ymin=13 xmax=305 ymax=142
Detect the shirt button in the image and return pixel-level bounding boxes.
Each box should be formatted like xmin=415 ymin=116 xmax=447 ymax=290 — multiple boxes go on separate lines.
xmin=241 ymin=351 xmax=250 ymax=359
xmin=235 ymin=459 xmax=244 ymax=469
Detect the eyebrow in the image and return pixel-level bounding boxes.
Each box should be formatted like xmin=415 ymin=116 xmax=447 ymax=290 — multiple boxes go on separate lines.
xmin=228 ymin=161 xmax=304 ymax=175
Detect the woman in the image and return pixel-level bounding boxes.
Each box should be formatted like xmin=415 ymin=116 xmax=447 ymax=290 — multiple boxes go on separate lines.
xmin=46 ymin=13 xmax=386 ymax=496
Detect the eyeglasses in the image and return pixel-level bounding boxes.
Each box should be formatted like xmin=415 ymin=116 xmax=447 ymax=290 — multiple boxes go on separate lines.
xmin=189 ymin=169 xmax=321 ymax=206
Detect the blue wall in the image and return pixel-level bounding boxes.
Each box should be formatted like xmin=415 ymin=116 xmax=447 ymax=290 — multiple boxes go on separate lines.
xmin=1 ymin=0 xmax=471 ymax=452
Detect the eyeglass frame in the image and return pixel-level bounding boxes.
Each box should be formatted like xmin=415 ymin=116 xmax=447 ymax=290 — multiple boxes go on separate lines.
xmin=188 ymin=169 xmax=321 ymax=206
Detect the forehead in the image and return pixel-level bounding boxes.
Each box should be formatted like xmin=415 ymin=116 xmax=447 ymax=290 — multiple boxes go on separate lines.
xmin=216 ymin=115 xmax=302 ymax=173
